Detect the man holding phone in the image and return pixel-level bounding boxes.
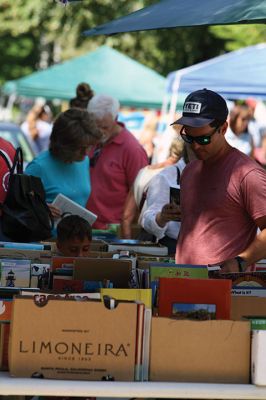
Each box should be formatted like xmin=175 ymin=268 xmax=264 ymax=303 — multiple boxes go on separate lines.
xmin=173 ymin=88 xmax=266 ymax=273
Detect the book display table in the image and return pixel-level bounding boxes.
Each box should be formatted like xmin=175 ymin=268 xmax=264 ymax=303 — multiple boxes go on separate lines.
xmin=1 ymin=373 xmax=266 ymax=399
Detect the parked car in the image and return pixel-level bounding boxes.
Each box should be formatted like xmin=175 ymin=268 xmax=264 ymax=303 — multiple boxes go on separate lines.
xmin=0 ymin=121 xmax=35 ymax=166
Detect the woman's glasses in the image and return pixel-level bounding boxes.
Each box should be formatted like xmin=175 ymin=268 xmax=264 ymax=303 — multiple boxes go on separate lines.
xmin=180 ymin=126 xmax=219 ymax=146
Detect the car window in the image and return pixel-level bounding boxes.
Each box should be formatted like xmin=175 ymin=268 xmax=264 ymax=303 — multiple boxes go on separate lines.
xmin=0 ymin=130 xmax=35 ymax=163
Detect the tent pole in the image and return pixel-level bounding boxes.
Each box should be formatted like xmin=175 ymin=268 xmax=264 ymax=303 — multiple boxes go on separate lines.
xmin=158 ymin=93 xmax=170 ymax=132
xmin=167 ymin=71 xmax=182 ymax=125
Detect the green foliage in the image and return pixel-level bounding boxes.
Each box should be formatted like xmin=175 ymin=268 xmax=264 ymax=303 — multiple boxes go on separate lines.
xmin=210 ymin=25 xmax=266 ymax=51
xmin=0 ymin=0 xmax=265 ymax=87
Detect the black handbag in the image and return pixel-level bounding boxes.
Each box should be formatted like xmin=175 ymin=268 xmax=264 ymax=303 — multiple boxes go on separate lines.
xmin=0 ymin=147 xmax=54 ymax=242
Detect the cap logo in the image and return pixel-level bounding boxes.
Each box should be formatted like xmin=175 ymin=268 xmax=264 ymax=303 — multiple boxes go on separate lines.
xmin=183 ymin=102 xmax=202 ymax=114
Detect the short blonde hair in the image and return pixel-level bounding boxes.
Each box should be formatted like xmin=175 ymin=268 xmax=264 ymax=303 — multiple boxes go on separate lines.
xmin=168 ymin=138 xmax=184 ymax=160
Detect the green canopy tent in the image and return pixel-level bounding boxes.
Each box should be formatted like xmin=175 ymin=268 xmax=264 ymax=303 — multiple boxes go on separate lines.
xmin=3 ymin=46 xmax=167 ymax=109
xmin=83 ymin=0 xmax=266 ymax=36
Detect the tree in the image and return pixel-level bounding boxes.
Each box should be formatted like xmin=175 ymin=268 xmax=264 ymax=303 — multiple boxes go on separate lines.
xmin=0 ymin=0 xmax=265 ymax=86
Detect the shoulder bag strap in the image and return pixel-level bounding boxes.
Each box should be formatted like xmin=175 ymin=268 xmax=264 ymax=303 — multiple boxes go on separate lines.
xmin=10 ymin=147 xmax=23 ymax=175
xmin=176 ymin=166 xmax=181 ymax=185
xmin=139 ymin=190 xmax=147 ymax=213
xmin=0 ymin=150 xmax=12 ymax=170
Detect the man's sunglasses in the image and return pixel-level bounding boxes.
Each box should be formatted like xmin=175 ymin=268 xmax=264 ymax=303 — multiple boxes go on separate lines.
xmin=180 ymin=126 xmax=219 ymax=146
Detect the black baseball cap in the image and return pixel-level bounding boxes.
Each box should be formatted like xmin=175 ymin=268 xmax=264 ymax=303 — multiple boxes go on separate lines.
xmin=171 ymin=88 xmax=228 ymax=127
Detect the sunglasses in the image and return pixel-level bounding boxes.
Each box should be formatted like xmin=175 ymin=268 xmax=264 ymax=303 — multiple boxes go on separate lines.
xmin=180 ymin=126 xmax=219 ymax=146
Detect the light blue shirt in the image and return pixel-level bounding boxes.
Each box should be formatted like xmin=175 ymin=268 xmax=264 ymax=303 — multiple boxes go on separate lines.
xmin=25 ymin=150 xmax=91 ymax=207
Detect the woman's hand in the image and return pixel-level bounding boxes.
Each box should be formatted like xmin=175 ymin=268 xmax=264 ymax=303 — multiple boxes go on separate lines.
xmin=47 ymin=203 xmax=61 ymax=219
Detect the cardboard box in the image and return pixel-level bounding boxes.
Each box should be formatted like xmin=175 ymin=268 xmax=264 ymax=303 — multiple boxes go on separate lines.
xmin=9 ymin=297 xmax=139 ymax=381
xmin=231 ymin=296 xmax=266 ymax=320
xmin=251 ymin=330 xmax=266 ymax=385
xmin=149 ymin=318 xmax=250 ymax=383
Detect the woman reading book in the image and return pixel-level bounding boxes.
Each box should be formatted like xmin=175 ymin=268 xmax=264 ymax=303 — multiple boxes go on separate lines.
xmin=25 ymin=108 xmax=103 ymax=225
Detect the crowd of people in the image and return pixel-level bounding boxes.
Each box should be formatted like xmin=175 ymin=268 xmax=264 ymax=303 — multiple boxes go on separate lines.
xmin=1 ymin=82 xmax=266 ymax=274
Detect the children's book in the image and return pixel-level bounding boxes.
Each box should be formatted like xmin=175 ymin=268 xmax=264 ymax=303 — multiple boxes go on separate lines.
xmin=255 ymin=259 xmax=266 ymax=271
xmin=107 ymin=242 xmax=168 ymax=256
xmin=209 ymin=270 xmax=266 ymax=287
xmin=52 ymin=193 xmax=97 ymax=226
xmin=51 ymin=256 xmax=76 ymax=272
xmin=149 ymin=263 xmax=208 ymax=307
xmin=100 ymin=288 xmax=152 ymax=309
xmin=149 ymin=262 xmax=208 ymax=280
xmin=158 ymin=277 xmax=232 ymax=320
xmin=244 ymin=316 xmax=266 ymax=330
xmin=0 ymin=259 xmax=31 ymax=288
xmin=142 ymin=307 xmax=152 ymax=381
xmin=0 ymin=248 xmax=51 ymax=263
xmin=133 ymin=302 xmax=145 ymax=381
xmin=73 ymin=258 xmax=133 ymax=288
xmin=53 ymin=277 xmax=84 ymax=292
xmin=231 ymin=286 xmax=266 ymax=297
xmin=0 ymin=242 xmax=51 ymax=251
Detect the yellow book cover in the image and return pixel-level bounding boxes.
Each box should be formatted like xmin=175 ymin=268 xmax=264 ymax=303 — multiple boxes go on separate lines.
xmin=100 ymin=288 xmax=152 ymax=309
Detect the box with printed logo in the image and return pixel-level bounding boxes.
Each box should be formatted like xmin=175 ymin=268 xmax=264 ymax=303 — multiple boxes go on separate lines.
xmin=9 ymin=297 xmax=140 ymax=381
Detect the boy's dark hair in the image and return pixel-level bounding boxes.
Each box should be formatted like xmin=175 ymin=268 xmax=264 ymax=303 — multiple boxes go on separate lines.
xmin=57 ymin=215 xmax=92 ymax=242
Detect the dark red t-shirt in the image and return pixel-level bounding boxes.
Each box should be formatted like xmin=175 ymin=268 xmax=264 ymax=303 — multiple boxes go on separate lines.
xmin=0 ymin=138 xmax=16 ymax=203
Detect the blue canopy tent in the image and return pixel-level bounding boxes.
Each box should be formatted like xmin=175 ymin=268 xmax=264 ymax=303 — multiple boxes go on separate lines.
xmin=165 ymin=43 xmax=266 ymax=119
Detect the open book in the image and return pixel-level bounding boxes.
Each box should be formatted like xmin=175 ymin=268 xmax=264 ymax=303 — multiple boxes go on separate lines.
xmin=52 ymin=193 xmax=97 ymax=226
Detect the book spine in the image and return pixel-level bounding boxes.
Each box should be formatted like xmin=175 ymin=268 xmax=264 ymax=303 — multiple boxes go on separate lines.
xmin=134 ymin=303 xmax=145 ymax=381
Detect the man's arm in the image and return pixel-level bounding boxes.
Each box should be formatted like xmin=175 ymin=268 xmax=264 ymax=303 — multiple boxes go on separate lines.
xmin=120 ymin=187 xmax=138 ymax=239
xmin=221 ymin=216 xmax=266 ymax=273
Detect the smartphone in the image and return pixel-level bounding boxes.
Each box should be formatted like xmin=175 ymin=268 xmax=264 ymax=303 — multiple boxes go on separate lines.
xmin=169 ymin=186 xmax=180 ymax=205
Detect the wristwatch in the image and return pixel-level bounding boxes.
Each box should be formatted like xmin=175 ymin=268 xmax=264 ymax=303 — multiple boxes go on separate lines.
xmin=234 ymin=256 xmax=246 ymax=272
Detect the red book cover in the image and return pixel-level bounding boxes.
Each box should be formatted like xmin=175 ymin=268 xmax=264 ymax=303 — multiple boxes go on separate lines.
xmin=53 ymin=277 xmax=84 ymax=292
xmin=0 ymin=299 xmax=12 ymax=322
xmin=158 ymin=277 xmax=232 ymax=320
xmin=51 ymin=256 xmax=76 ymax=271
xmin=0 ymin=323 xmax=10 ymax=370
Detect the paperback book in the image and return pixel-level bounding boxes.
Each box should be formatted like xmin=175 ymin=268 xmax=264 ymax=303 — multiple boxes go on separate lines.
xmin=52 ymin=193 xmax=97 ymax=226
xmin=108 ymin=241 xmax=168 ymax=256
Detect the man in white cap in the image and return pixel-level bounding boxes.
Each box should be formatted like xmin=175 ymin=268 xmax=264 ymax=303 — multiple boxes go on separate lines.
xmin=173 ymin=88 xmax=266 ymax=273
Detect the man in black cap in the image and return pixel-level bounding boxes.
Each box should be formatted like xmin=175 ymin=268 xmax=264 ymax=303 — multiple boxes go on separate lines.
xmin=173 ymin=88 xmax=266 ymax=273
